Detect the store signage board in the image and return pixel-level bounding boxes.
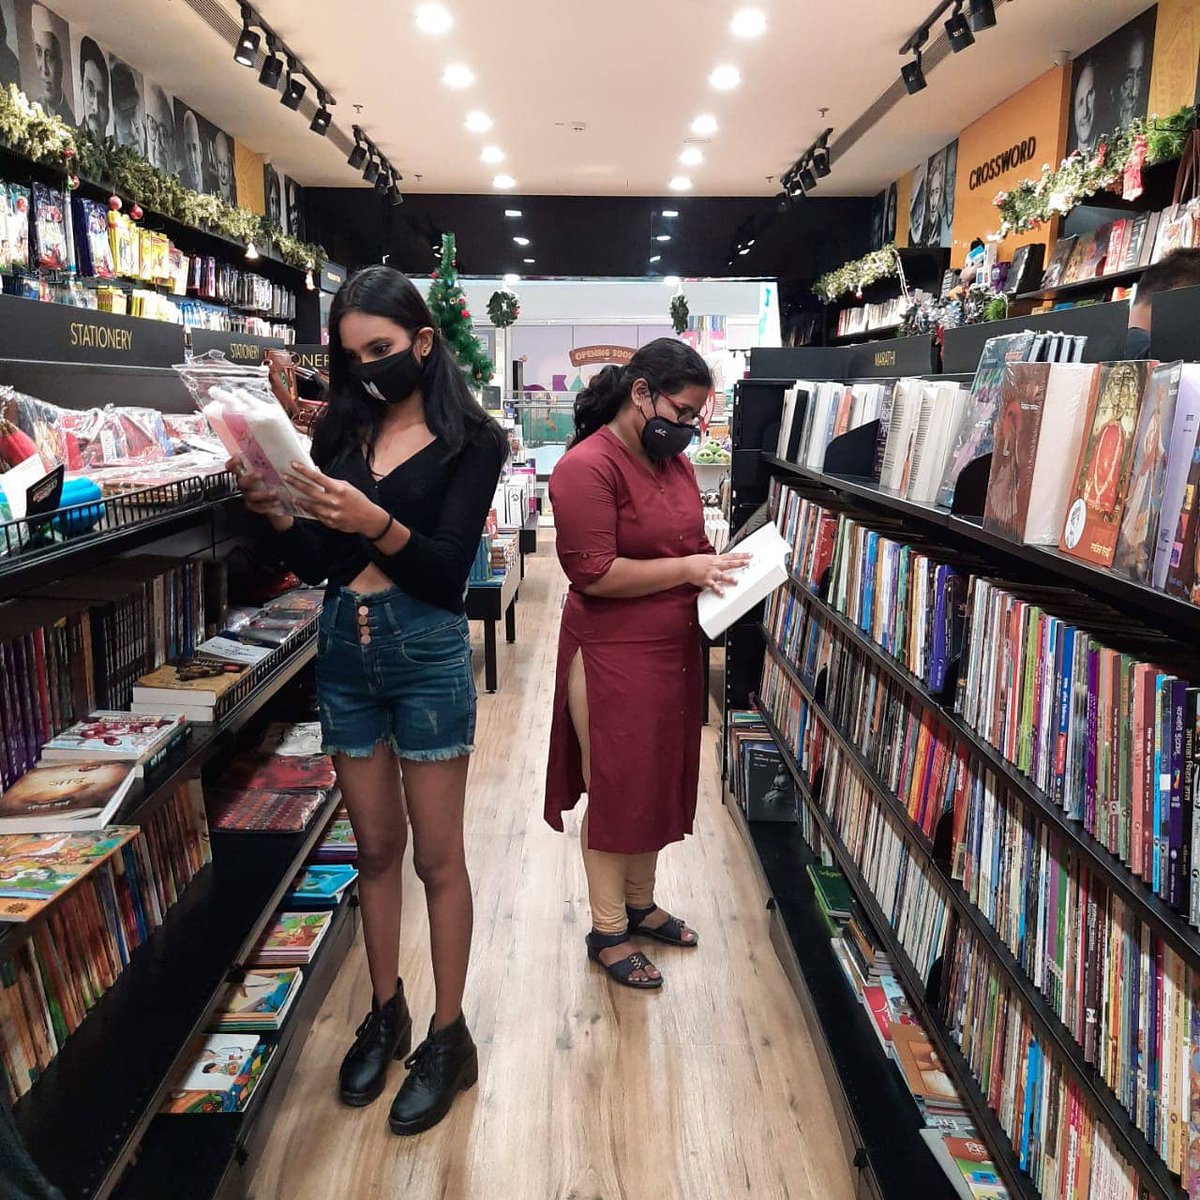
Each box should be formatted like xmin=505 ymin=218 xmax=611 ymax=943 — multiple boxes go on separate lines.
xmin=190 ymin=329 xmax=287 ymax=365
xmin=568 ymin=344 xmax=635 ymax=367
xmin=0 ymin=293 xmax=185 ymax=367
xmin=846 ymin=335 xmax=935 ymax=378
xmin=290 ymin=344 xmax=330 ymax=372
xmin=320 ymin=262 xmax=347 ymax=294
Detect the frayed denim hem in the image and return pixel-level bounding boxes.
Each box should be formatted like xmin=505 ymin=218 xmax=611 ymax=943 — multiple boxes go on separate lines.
xmin=323 ymin=735 xmax=397 ymax=760
xmin=394 ymin=743 xmax=474 ymax=763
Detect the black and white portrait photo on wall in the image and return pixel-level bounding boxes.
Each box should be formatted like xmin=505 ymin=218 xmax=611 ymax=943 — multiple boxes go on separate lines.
xmin=870 ymin=192 xmax=884 ymax=252
xmin=0 ymin=0 xmax=20 ymax=91
xmin=1066 ymin=6 xmax=1156 ymax=157
xmin=883 ymin=181 xmax=898 ymax=246
xmin=73 ymin=32 xmax=109 ymax=140
xmin=21 ymin=1 xmax=73 ymax=122
xmin=175 ymin=99 xmax=208 ymax=194
xmin=144 ymin=82 xmax=175 ymax=174
xmin=285 ymin=176 xmax=304 ymax=240
xmin=108 ymin=54 xmax=145 ymax=156
xmin=925 ymin=139 xmax=957 ymax=248
xmin=264 ymin=163 xmax=283 ymax=229
xmin=209 ymin=129 xmax=236 ymax=204
xmin=908 ymin=158 xmax=927 ymax=247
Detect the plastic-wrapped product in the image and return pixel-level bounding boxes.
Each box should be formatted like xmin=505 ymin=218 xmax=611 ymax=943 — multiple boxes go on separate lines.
xmin=4 ymin=184 xmax=30 ymax=272
xmin=174 ymin=353 xmax=316 ymax=514
xmin=59 ymin=407 xmax=131 ymax=467
xmin=113 ymin=407 xmax=174 ymax=460
xmin=0 ymin=388 xmax=72 ymax=468
xmin=161 ymin=412 xmax=225 ymax=458
xmin=31 ymin=183 xmax=67 ymax=271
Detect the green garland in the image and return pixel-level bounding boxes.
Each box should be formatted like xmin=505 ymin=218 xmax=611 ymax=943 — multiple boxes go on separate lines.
xmin=428 ymin=233 xmax=494 ymax=385
xmin=0 ymin=83 xmax=325 ymax=272
xmin=670 ymin=293 xmax=689 ymax=334
xmin=813 ymin=243 xmax=899 ymax=303
xmin=994 ymin=105 xmax=1193 ymax=237
xmin=487 ymin=288 xmax=519 ymax=327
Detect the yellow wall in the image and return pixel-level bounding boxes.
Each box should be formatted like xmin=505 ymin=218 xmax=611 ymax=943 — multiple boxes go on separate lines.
xmin=894 ymin=170 xmax=913 ymax=248
xmin=1148 ymin=0 xmax=1200 ymax=116
xmin=949 ymin=66 xmax=1071 ymax=268
xmin=235 ymin=142 xmax=266 ymax=217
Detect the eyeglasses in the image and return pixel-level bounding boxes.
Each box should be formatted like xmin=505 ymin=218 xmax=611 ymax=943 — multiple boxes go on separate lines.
xmin=651 ymin=389 xmax=701 ymax=428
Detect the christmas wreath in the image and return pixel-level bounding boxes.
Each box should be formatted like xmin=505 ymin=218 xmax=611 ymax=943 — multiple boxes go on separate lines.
xmin=487 ymin=289 xmax=520 ymax=327
xmin=670 ymin=293 xmax=690 ymax=335
xmin=0 ymin=83 xmax=326 ymax=273
xmin=813 ymin=244 xmax=900 ymax=304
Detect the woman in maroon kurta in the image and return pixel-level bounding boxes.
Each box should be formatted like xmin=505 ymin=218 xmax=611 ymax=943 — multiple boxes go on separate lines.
xmin=544 ymin=339 xmax=750 ymax=989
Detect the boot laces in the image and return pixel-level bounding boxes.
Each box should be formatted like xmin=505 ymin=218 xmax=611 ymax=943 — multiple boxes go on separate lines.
xmin=404 ymin=1037 xmax=438 ymax=1082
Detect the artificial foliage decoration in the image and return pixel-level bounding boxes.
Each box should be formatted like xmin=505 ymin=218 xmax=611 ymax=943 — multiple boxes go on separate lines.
xmin=428 ymin=233 xmax=494 ymax=386
xmin=670 ymin=293 xmax=690 ymax=335
xmin=0 ymin=82 xmax=325 ymax=273
xmin=487 ymin=288 xmax=520 ymax=327
xmin=813 ymin=243 xmax=900 ymax=303
xmin=993 ymin=105 xmax=1194 ymax=237
xmin=899 ymin=281 xmax=1003 ymax=340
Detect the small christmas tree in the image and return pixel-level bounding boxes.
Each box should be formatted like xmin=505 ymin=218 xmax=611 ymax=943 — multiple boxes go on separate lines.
xmin=427 ymin=232 xmax=494 ymax=386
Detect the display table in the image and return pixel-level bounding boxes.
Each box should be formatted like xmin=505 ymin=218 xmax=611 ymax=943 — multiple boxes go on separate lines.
xmin=518 ymin=512 xmax=538 ymax=577
xmin=466 ymin=563 xmax=520 ymax=692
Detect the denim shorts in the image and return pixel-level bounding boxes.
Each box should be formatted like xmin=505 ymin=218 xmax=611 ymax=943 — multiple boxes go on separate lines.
xmin=316 ymin=586 xmax=476 ymax=762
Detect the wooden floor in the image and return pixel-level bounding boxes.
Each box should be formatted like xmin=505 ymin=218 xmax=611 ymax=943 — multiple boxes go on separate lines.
xmin=249 ymin=532 xmax=857 ymax=1200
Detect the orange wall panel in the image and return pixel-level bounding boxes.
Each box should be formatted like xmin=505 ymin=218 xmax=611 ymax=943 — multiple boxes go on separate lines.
xmin=1148 ymin=0 xmax=1200 ymax=117
xmin=235 ymin=141 xmax=265 ymax=217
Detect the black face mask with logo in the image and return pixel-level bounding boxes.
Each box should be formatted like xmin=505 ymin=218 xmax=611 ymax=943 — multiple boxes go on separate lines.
xmin=640 ymin=391 xmax=696 ymax=461
xmin=348 ymin=347 xmax=426 ymax=405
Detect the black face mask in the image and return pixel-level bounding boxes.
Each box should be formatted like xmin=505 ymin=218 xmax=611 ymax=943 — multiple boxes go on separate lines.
xmin=349 ymin=347 xmax=425 ymax=405
xmin=640 ymin=392 xmax=696 ymax=461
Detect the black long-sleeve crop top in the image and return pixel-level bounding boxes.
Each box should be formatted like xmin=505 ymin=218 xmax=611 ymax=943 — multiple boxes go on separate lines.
xmin=274 ymin=423 xmax=507 ymax=613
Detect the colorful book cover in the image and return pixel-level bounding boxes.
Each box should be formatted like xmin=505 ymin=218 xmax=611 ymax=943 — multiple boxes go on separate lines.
xmin=40 ymin=711 xmax=187 ymax=764
xmin=1060 ymin=361 xmax=1154 ymax=567
xmin=314 ymin=817 xmax=357 ymax=862
xmin=252 ymin=910 xmax=332 ymax=965
xmin=1166 ymin=433 xmax=1200 ymax=598
xmin=0 ymin=828 xmax=138 ymax=921
xmin=207 ymin=788 xmax=325 ymax=834
xmin=1041 ymin=236 xmax=1077 ymax=289
xmin=284 ymin=863 xmax=358 ymax=908
xmin=983 ymin=363 xmax=1051 ymax=541
xmin=892 ymin=1024 xmax=958 ymax=1102
xmin=161 ymin=1032 xmax=270 ymax=1113
xmin=215 ymin=968 xmax=302 ymax=1031
xmin=1113 ymin=362 xmax=1181 ymax=582
xmin=0 ymin=761 xmax=137 ymax=834
xmin=221 ymin=753 xmax=336 ymax=795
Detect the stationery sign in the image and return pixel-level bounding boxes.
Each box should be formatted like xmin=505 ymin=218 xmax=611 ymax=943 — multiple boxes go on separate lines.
xmin=289 ymin=345 xmax=330 ymax=372
xmin=0 ymin=294 xmax=185 ymax=367
xmin=189 ymin=329 xmax=287 ymax=365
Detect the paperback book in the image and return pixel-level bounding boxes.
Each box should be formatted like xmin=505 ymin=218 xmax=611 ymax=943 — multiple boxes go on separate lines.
xmin=39 ymin=711 xmax=188 ymax=775
xmin=981 ymin=363 xmax=1051 ymax=541
xmin=0 ymin=760 xmax=136 ymax=834
xmin=252 ymin=910 xmax=333 ymax=966
xmin=161 ymin=1032 xmax=272 ymax=1114
xmin=0 ymin=826 xmax=138 ymax=920
xmin=214 ymin=968 xmax=302 ymax=1032
xmin=285 ymin=863 xmax=358 ymax=908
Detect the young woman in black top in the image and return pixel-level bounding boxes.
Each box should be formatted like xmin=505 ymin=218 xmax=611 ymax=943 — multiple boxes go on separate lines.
xmin=232 ymin=266 xmax=507 ymax=1134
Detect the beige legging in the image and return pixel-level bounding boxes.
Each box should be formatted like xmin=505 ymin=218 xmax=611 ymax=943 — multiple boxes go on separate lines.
xmin=567 ymin=650 xmax=657 ymax=935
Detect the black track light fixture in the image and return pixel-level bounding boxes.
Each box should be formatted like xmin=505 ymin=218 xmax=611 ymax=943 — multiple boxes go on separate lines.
xmin=348 ymin=145 xmax=367 ymax=170
xmin=390 ymin=186 xmax=404 ymax=207
xmin=310 ymin=91 xmax=332 ymax=135
xmin=969 ymin=0 xmax=996 ymax=31
xmin=902 ymin=49 xmax=927 ymax=94
xmin=258 ymin=36 xmax=282 ymax=88
xmin=812 ymin=147 xmax=831 ymax=178
xmin=281 ymin=63 xmax=306 ymax=110
xmin=945 ymin=2 xmax=975 ymax=50
xmin=234 ymin=5 xmax=260 ymax=67
xmin=798 ymin=165 xmax=817 ymax=192
xmin=363 ymin=158 xmax=380 ymax=185
xmin=776 ymin=191 xmax=793 ymax=214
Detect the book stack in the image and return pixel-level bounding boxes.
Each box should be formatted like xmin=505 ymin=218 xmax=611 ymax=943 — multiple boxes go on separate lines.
xmin=312 ymin=816 xmax=357 ymax=862
xmin=808 ymin=862 xmax=851 ymax=932
xmin=0 ymin=780 xmax=211 ymax=1102
xmin=38 ymin=710 xmax=189 ymax=777
xmin=213 ymin=967 xmax=302 ymax=1033
xmin=208 ymin=747 xmax=336 ymax=835
xmin=284 ymin=863 xmax=358 ymax=908
xmin=160 ymin=1032 xmax=272 ymax=1114
xmin=795 ymin=382 xmax=889 ymax=472
xmin=878 ymin=378 xmax=971 ymax=504
xmin=251 ymin=910 xmax=333 ymax=966
xmin=835 ymin=297 xmax=906 ymax=338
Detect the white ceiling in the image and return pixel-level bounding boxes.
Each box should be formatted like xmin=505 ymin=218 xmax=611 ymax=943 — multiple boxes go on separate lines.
xmin=50 ymin=0 xmax=1153 ymax=198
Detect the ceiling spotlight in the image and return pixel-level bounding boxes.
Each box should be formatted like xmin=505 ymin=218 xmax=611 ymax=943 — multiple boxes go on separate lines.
xmin=730 ymin=8 xmax=767 ymax=38
xmin=901 ymin=51 xmax=927 ymax=94
xmin=662 ymin=209 xmax=679 ymax=217
xmin=969 ymin=0 xmax=996 ymax=31
xmin=348 ymin=134 xmax=368 ymax=170
xmin=481 ymin=145 xmax=506 ymax=164
xmin=465 ymin=111 xmax=493 ymax=132
xmin=234 ymin=7 xmax=260 ymax=67
xmin=739 ymin=247 xmax=751 ymax=256
xmin=656 ymin=234 xmax=672 ymax=242
xmin=691 ymin=114 xmax=719 ymax=136
xmin=415 ymin=4 xmax=453 ymax=34
xmin=443 ymin=63 xmax=474 ymax=88
xmin=708 ymin=64 xmax=741 ymax=91
xmin=504 ymin=209 xmax=522 ymax=217
xmin=798 ymin=165 xmax=817 ymax=191
xmin=310 ymin=93 xmax=332 ymax=135
xmin=679 ymin=147 xmax=704 ymax=166
xmin=513 ymin=236 xmax=530 ymax=246
xmin=363 ymin=158 xmax=380 ymax=185
xmin=812 ymin=147 xmax=831 ymax=178
xmin=668 ymin=176 xmax=692 ymax=191
xmin=664 ymin=276 xmax=680 ymax=286
xmin=776 ymin=191 xmax=793 ymax=213
xmin=258 ymin=41 xmax=283 ymax=88
xmin=649 ymin=255 xmax=662 ymax=263
xmin=945 ymin=3 xmax=975 ymax=51
xmin=503 ymin=273 xmax=520 ymax=284
xmin=281 ymin=68 xmax=306 ymax=109
xmin=374 ymin=169 xmax=389 ymax=192
xmin=493 ymin=174 xmax=516 ymax=189
xmin=523 ymin=257 xmax=535 ymax=263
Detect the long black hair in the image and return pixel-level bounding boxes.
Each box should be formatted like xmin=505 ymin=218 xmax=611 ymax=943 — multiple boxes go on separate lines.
xmin=572 ymin=337 xmax=711 ymax=445
xmin=312 ymin=265 xmax=507 ymax=468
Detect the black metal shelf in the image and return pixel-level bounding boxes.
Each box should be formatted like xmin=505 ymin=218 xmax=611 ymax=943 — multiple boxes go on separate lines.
xmin=1015 ymin=265 xmax=1144 ymax=304
xmin=752 ymin=700 xmax=1042 ymax=1200
xmin=762 ymin=453 xmax=1200 ymax=641
xmin=13 ymin=786 xmax=340 ymax=1200
xmin=830 ymin=323 xmax=903 ymax=345
xmin=758 ymin=636 xmax=1187 ymax=1200
xmin=112 ymin=890 xmax=358 ymax=1200
xmin=781 ymin=575 xmax=1200 ymax=973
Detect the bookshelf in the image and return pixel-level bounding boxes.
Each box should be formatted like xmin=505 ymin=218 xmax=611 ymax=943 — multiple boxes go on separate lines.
xmin=1014 ymin=265 xmax=1144 ymax=305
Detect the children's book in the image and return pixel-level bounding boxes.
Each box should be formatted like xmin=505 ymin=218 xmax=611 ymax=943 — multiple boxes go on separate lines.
xmin=161 ymin=1032 xmax=271 ymax=1113
xmin=0 ymin=827 xmax=138 ymax=920
xmin=252 ymin=910 xmax=333 ymax=965
xmin=215 ymin=968 xmax=302 ymax=1031
xmin=284 ymin=863 xmax=358 ymax=908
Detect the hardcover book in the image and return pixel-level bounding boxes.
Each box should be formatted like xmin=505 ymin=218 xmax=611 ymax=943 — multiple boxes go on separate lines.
xmin=1041 ymin=237 xmax=1077 ymax=289
xmin=1059 ymin=361 xmax=1155 ymax=567
xmin=131 ymin=656 xmax=249 ymax=709
xmin=40 ymin=711 xmax=187 ymax=772
xmin=0 ymin=760 xmax=136 ymax=834
xmin=207 ymin=788 xmax=326 ymax=834
xmin=982 ymin=363 xmax=1052 ymax=541
xmin=221 ymin=752 xmax=336 ymax=795
xmin=0 ymin=827 xmax=138 ymax=920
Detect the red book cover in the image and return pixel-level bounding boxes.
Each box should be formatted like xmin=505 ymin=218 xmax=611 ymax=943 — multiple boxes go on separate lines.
xmin=221 ymin=753 xmax=336 ymax=794
xmin=983 ymin=363 xmax=1052 ymax=541
xmin=208 ymin=788 xmax=326 ymax=834
xmin=861 ymin=985 xmax=892 ymax=1048
xmin=1060 ymin=361 xmax=1155 ymax=567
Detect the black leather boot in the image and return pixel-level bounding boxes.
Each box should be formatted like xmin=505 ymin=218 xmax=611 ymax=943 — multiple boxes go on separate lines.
xmin=339 ymin=980 xmax=413 ymax=1106
xmin=388 ymin=1011 xmax=479 ymax=1135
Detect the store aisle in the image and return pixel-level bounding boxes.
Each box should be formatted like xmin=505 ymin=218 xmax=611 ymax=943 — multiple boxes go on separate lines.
xmin=249 ymin=533 xmax=856 ymax=1200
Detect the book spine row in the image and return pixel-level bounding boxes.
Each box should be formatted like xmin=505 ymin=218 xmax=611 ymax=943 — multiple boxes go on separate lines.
xmin=0 ymin=780 xmax=210 ymax=1105
xmin=941 ymin=922 xmax=1143 ymax=1199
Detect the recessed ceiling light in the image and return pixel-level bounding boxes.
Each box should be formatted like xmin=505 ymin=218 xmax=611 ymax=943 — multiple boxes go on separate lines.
xmin=465 ymin=111 xmax=493 ymax=132
xmin=730 ymin=8 xmax=767 ymax=38
xmin=739 ymin=247 xmax=751 ymax=255
xmin=679 ymin=147 xmax=704 ymax=166
xmin=415 ymin=4 xmax=453 ymax=34
xmin=493 ymin=174 xmax=516 ymax=189
xmin=504 ymin=208 xmax=522 ymax=217
xmin=649 ymin=255 xmax=661 ymax=263
xmin=708 ymin=65 xmax=741 ymax=91
xmin=481 ymin=145 xmax=506 ymax=164
xmin=503 ymin=273 xmax=520 ymax=284
xmin=443 ymin=63 xmax=474 ymax=88
xmin=523 ymin=257 xmax=535 ymax=263
xmin=664 ymin=275 xmax=680 ymax=286
xmin=691 ymin=114 xmax=719 ymax=136
xmin=656 ymin=234 xmax=672 ymax=242
xmin=662 ymin=209 xmax=679 ymax=217
xmin=513 ymin=236 xmax=530 ymax=246
xmin=668 ymin=176 xmax=692 ymax=191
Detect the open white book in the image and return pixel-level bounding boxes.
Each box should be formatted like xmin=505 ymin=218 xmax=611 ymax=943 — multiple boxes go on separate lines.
xmin=697 ymin=520 xmax=791 ymax=639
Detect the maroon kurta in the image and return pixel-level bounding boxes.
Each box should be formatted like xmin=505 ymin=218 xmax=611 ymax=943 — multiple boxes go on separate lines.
xmin=544 ymin=425 xmax=712 ymax=855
